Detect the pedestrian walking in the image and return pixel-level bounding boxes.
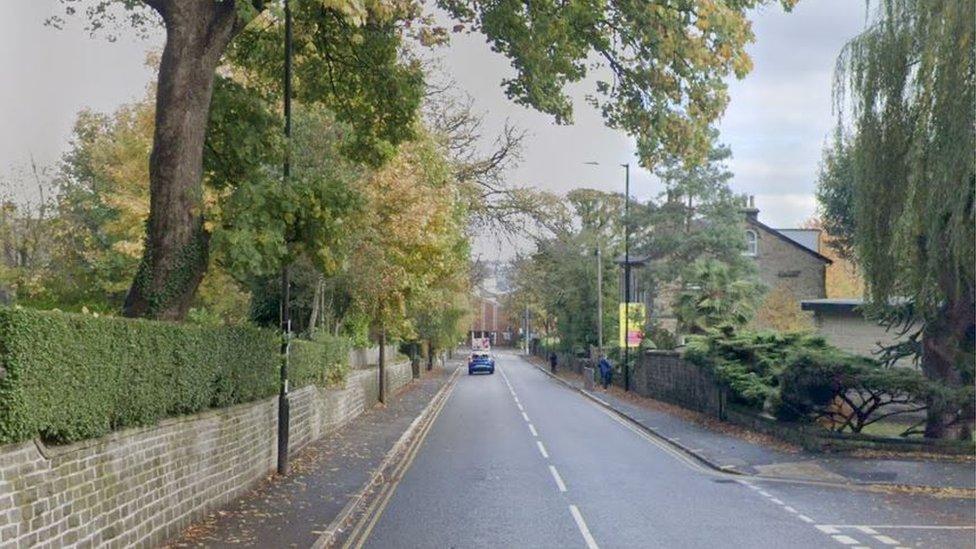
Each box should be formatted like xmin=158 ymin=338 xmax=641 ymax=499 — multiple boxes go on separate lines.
xmin=548 ymin=351 xmax=558 ymax=373
xmin=598 ymin=354 xmax=613 ymax=389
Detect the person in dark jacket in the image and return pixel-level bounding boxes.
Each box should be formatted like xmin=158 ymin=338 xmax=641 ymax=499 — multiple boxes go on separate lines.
xmin=598 ymin=355 xmax=613 ymax=389
xmin=548 ymin=352 xmax=558 ymax=373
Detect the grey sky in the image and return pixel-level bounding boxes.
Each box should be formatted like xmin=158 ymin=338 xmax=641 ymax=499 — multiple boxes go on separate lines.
xmin=1 ymin=1 xmax=866 ymax=259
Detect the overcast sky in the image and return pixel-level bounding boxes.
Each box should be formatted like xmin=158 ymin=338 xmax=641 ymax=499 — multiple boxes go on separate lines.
xmin=1 ymin=1 xmax=866 ymax=260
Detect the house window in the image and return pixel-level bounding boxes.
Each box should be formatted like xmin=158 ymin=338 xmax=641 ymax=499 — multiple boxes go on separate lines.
xmin=744 ymin=230 xmax=758 ymax=256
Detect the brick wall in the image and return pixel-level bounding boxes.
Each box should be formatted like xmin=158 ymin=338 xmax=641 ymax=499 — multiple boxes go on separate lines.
xmin=629 ymin=351 xmax=725 ymax=416
xmin=0 ymin=360 xmax=412 ymax=549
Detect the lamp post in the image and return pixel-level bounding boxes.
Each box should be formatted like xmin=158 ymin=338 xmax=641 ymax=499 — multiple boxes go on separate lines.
xmin=596 ymin=243 xmax=603 ymax=353
xmin=277 ymin=0 xmax=294 ymax=476
xmin=584 ymin=161 xmax=631 ymax=391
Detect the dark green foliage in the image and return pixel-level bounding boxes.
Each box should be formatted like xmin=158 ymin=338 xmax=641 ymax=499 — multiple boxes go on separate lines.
xmin=685 ymin=328 xmax=830 ymax=408
xmin=687 ymin=327 xmax=955 ymax=435
xmin=0 ymin=307 xmax=279 ymax=445
xmin=289 ymin=333 xmax=352 ymax=389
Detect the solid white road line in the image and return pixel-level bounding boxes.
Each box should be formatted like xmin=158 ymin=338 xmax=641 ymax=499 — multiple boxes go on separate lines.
xmin=569 ymin=505 xmax=599 ymax=549
xmin=537 ymin=440 xmax=550 ymax=459
xmin=549 ymin=465 xmax=567 ymax=492
xmin=528 ymin=423 xmax=538 ymax=437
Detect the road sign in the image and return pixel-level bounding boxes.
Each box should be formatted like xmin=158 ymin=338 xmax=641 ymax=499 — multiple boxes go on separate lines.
xmin=618 ymin=302 xmax=645 ymax=348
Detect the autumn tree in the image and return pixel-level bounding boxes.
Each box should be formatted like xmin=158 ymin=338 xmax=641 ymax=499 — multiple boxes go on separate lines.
xmin=54 ymin=0 xmax=795 ymax=320
xmin=824 ymin=0 xmax=975 ymax=438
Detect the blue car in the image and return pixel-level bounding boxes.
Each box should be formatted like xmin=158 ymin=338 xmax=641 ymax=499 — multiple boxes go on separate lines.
xmin=468 ymin=352 xmax=495 ymax=375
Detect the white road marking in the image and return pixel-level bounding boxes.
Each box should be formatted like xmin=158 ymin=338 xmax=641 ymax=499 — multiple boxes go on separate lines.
xmin=757 ymin=490 xmax=772 ymax=498
xmin=818 ymin=525 xmax=975 ymax=530
xmin=856 ymin=527 xmax=877 ymax=534
xmin=873 ymin=535 xmax=900 ymax=545
xmin=528 ymin=424 xmax=538 ymax=437
xmin=522 ymin=411 xmax=530 ymax=422
xmin=769 ymin=498 xmax=785 ymax=505
xmin=832 ymin=535 xmax=861 ymax=545
xmin=817 ymin=526 xmax=841 ymax=534
xmin=549 ymin=465 xmax=567 ymax=492
xmin=517 ymin=402 xmax=524 ymax=411
xmin=537 ymin=440 xmax=550 ymax=459
xmin=569 ymin=505 xmax=599 ymax=549
xmin=783 ymin=506 xmax=798 ymax=514
xmin=798 ymin=515 xmax=815 ymax=524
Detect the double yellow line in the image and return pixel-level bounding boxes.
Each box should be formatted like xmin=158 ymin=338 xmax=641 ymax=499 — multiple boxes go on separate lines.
xmin=340 ymin=370 xmax=459 ymax=549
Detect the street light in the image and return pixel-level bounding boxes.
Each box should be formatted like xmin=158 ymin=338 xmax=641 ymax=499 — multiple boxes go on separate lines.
xmin=277 ymin=0 xmax=294 ymax=476
xmin=584 ymin=161 xmax=631 ymax=392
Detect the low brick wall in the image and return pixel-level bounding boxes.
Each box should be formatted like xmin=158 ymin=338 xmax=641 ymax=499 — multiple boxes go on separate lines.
xmin=0 ymin=360 xmax=412 ymax=549
xmin=628 ymin=350 xmax=726 ymax=417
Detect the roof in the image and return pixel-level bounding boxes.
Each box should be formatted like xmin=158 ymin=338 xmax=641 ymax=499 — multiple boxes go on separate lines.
xmin=775 ymin=229 xmax=821 ymax=253
xmin=748 ymin=218 xmax=833 ymax=264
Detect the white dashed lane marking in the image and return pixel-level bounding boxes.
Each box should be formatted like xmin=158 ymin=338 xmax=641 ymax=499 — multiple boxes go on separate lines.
xmin=537 ymin=441 xmax=550 ymax=459
xmin=549 ymin=465 xmax=567 ymax=492
xmin=569 ymin=505 xmax=599 ymax=549
xmin=528 ymin=423 xmax=538 ymax=437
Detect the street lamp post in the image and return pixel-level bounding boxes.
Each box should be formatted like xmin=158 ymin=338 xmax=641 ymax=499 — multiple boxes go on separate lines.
xmin=622 ymin=163 xmax=630 ymax=392
xmin=277 ymin=0 xmax=294 ymax=476
xmin=596 ymin=243 xmax=603 ymax=353
xmin=584 ymin=161 xmax=631 ymax=391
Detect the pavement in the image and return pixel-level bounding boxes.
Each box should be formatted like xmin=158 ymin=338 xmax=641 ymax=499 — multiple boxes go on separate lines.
xmin=345 ymin=350 xmax=975 ymax=549
xmin=538 ymin=359 xmax=976 ymax=491
xmin=166 ymin=363 xmax=458 ymax=549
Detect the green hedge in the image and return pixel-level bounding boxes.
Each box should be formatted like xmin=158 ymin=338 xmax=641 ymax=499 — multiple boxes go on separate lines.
xmin=290 ymin=333 xmax=352 ymax=389
xmin=0 ymin=307 xmax=280 ymax=445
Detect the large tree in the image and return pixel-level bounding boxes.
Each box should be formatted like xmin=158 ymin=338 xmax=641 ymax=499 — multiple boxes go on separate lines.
xmin=55 ymin=0 xmax=794 ymax=320
xmin=823 ymin=0 xmax=974 ymax=438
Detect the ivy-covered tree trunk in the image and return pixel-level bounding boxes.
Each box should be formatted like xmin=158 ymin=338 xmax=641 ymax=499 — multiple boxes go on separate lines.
xmin=123 ymin=1 xmax=241 ymax=319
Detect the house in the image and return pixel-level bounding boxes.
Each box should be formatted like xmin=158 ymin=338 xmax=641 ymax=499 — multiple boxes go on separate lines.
xmin=742 ymin=196 xmax=832 ymax=301
xmin=469 ymin=262 xmax=517 ymax=347
xmin=625 ymin=196 xmax=832 ymax=335
xmin=801 ymin=298 xmax=916 ymax=367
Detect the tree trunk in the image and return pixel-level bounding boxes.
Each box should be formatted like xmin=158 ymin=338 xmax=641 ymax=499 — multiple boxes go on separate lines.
xmin=426 ymin=340 xmax=434 ymax=371
xmin=123 ymin=1 xmax=241 ymax=320
xmin=921 ymin=291 xmax=975 ymax=439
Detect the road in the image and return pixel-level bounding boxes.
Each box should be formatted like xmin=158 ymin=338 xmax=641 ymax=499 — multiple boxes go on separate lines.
xmin=347 ymin=350 xmax=975 ymax=549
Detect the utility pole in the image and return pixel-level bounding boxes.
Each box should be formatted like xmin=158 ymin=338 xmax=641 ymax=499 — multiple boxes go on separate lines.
xmin=277 ymin=0 xmax=294 ymax=476
xmin=523 ymin=305 xmax=529 ymax=354
xmin=596 ymin=243 xmax=603 ymax=354
xmin=622 ymin=163 xmax=631 ymax=392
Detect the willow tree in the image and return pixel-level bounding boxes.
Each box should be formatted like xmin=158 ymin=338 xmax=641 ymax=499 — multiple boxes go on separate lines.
xmin=824 ymin=0 xmax=974 ymax=438
xmin=55 ymin=0 xmax=795 ymax=319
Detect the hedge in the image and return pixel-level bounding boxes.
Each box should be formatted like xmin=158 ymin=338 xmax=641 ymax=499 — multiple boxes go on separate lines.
xmin=0 ymin=307 xmax=280 ymax=445
xmin=290 ymin=333 xmax=351 ymax=389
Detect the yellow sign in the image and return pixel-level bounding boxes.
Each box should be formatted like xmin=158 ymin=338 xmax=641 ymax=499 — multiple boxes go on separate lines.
xmin=618 ymin=302 xmax=645 ymax=348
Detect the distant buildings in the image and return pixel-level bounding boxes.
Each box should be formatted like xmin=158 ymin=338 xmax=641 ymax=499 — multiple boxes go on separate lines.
xmin=469 ymin=261 xmax=517 ymax=347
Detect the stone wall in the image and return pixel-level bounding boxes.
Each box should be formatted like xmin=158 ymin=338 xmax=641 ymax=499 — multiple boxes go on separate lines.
xmin=750 ymin=221 xmax=827 ymax=300
xmin=628 ymin=351 xmax=725 ymax=416
xmin=0 ymin=360 xmax=412 ymax=549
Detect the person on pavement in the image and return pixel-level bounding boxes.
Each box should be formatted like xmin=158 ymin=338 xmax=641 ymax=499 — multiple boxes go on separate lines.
xmin=598 ymin=354 xmax=612 ymax=389
xmin=548 ymin=351 xmax=558 ymax=373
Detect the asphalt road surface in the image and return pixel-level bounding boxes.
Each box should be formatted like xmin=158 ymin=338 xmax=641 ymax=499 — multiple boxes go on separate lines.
xmin=353 ymin=350 xmax=975 ymax=549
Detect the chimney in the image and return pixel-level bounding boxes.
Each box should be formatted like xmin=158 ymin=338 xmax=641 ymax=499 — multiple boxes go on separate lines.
xmin=742 ymin=194 xmax=759 ymax=222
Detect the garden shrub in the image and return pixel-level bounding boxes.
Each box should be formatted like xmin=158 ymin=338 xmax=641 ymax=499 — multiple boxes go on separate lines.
xmin=685 ymin=327 xmax=831 ymax=409
xmin=289 ymin=332 xmax=352 ymax=389
xmin=687 ymin=325 xmax=944 ymax=434
xmin=0 ymin=307 xmax=279 ymax=445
